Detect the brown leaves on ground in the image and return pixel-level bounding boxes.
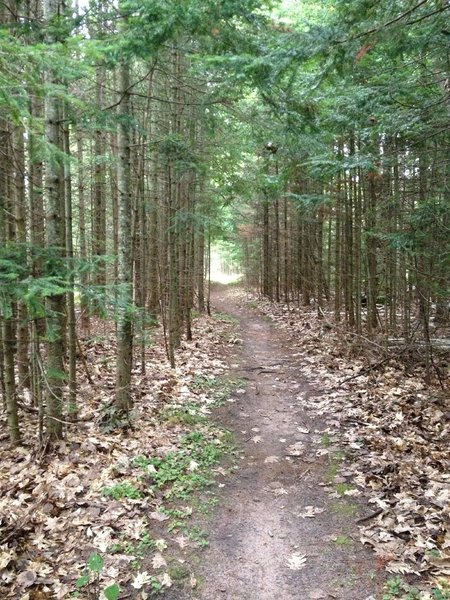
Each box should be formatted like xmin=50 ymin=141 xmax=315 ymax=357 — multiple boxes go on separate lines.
xmin=0 ymin=312 xmax=237 ymax=599
xmin=243 ymin=291 xmax=449 ymax=588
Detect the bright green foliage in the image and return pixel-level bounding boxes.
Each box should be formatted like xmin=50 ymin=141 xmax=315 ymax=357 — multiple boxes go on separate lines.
xmin=134 ymin=431 xmax=229 ymax=499
xmin=75 ymin=553 xmax=120 ymax=599
xmin=104 ymin=584 xmax=121 ymax=600
xmin=102 ymin=481 xmax=142 ymax=500
xmin=382 ymin=575 xmax=450 ymax=600
xmin=87 ymin=553 xmax=104 ymax=573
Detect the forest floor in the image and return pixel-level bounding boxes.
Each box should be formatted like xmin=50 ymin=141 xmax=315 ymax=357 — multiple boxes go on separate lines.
xmin=1 ymin=285 xmax=448 ymax=600
xmin=170 ymin=285 xmax=386 ymax=600
xmin=169 ymin=285 xmax=449 ymax=600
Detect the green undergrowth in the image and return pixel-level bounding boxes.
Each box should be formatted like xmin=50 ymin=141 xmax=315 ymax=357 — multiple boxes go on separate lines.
xmin=382 ymin=576 xmax=450 ymax=600
xmin=213 ymin=311 xmax=240 ymax=324
xmin=102 ymin=480 xmax=142 ymax=500
xmin=325 ymin=447 xmax=360 ymax=516
xmin=97 ymin=399 xmax=236 ymax=595
xmin=109 ymin=533 xmax=157 ymax=558
xmin=133 ymin=429 xmax=233 ymax=500
xmin=159 ymin=401 xmax=208 ymax=427
xmin=93 ymin=320 xmax=243 ymax=596
xmin=190 ymin=373 xmax=245 ymax=407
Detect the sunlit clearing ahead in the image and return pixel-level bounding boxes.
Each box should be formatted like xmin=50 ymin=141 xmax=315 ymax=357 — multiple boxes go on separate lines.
xmin=210 ymin=247 xmax=243 ymax=285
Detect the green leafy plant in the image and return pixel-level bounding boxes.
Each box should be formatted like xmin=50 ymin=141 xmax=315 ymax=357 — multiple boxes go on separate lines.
xmin=334 ymin=482 xmax=356 ymax=496
xmin=75 ymin=553 xmax=120 ymax=599
xmin=190 ymin=374 xmax=245 ymax=407
xmin=320 ymin=432 xmax=332 ymax=447
xmin=112 ymin=533 xmax=157 ymax=558
xmin=381 ymin=576 xmax=449 ymax=600
xmin=433 ymin=588 xmax=450 ymax=600
xmin=160 ymin=402 xmax=206 ymax=426
xmin=383 ymin=576 xmax=404 ymax=599
xmin=213 ymin=311 xmax=239 ymax=324
xmin=333 ymin=535 xmax=352 ymax=546
xmin=168 ymin=563 xmax=190 ymax=583
xmin=330 ymin=501 xmax=358 ymax=517
xmin=134 ymin=431 xmax=229 ymax=500
xmin=102 ymin=481 xmax=142 ymax=500
xmin=185 ymin=525 xmax=209 ymax=547
xmin=195 ymin=495 xmax=219 ymax=516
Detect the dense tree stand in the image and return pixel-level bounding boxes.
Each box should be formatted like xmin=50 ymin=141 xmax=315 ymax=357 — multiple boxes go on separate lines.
xmin=0 ymin=0 xmax=448 ymax=597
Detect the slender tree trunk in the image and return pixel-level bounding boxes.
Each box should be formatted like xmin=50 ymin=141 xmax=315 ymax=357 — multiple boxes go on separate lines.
xmin=115 ymin=58 xmax=134 ymax=412
xmin=197 ymin=221 xmax=205 ymax=312
xmin=262 ymin=193 xmax=270 ymax=298
xmin=366 ymin=171 xmax=378 ymax=333
xmin=13 ymin=126 xmax=30 ymax=389
xmin=3 ymin=318 xmax=20 ymax=444
xmin=0 ymin=117 xmax=20 ymax=443
xmin=63 ymin=119 xmax=77 ymax=417
xmin=283 ymin=195 xmax=289 ymax=303
xmin=76 ymin=133 xmax=90 ymax=331
xmin=92 ymin=65 xmax=107 ymax=299
xmin=334 ymin=149 xmax=342 ymax=322
xmin=44 ymin=0 xmax=65 ymax=439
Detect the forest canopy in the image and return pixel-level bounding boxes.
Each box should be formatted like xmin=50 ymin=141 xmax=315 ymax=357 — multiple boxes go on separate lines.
xmin=0 ymin=0 xmax=449 ymax=447
xmin=0 ymin=1 xmax=449 ymax=598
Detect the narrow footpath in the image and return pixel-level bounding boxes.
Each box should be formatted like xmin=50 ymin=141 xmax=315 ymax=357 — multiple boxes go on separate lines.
xmin=177 ymin=287 xmax=385 ymax=599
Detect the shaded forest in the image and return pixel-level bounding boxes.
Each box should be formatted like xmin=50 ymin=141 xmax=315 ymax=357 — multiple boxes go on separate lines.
xmin=1 ymin=0 xmax=449 ymax=443
xmin=0 ymin=0 xmax=449 ymax=597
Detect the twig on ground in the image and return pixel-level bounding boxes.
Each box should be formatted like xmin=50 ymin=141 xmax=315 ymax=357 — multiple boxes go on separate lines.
xmin=356 ymin=508 xmax=384 ymax=524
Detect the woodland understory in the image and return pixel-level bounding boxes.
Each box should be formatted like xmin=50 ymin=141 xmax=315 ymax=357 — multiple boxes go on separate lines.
xmin=1 ymin=0 xmax=449 ymax=598
xmin=0 ymin=287 xmax=449 ymax=599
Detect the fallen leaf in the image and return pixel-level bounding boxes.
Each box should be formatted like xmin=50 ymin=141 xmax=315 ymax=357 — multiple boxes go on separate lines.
xmin=272 ymin=487 xmax=288 ymax=496
xmin=0 ymin=550 xmax=15 ymax=569
xmin=149 ymin=511 xmax=170 ymax=522
xmin=287 ymin=553 xmax=307 ymax=570
xmin=297 ymin=506 xmax=325 ymax=518
xmin=286 ymin=442 xmax=304 ymax=456
xmin=309 ymin=591 xmax=327 ymax=599
xmin=17 ymin=571 xmax=37 ymax=588
xmin=131 ymin=572 xmax=152 ymax=589
xmin=158 ymin=573 xmax=173 ymax=587
xmin=152 ymin=552 xmax=167 ymax=569
xmin=264 ymin=456 xmax=279 ymax=464
xmin=385 ymin=561 xmax=419 ymax=575
xmin=155 ymin=539 xmax=167 ymax=551
xmin=174 ymin=535 xmax=189 ymax=549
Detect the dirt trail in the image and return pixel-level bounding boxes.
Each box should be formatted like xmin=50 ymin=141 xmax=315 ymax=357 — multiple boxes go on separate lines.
xmin=177 ymin=287 xmax=384 ymax=599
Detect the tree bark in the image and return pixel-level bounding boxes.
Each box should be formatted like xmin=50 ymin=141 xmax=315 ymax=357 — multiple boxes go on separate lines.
xmin=43 ymin=0 xmax=66 ymax=440
xmin=115 ymin=58 xmax=134 ymax=413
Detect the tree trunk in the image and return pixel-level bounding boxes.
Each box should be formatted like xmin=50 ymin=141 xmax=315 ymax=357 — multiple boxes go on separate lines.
xmin=63 ymin=118 xmax=77 ymax=417
xmin=43 ymin=0 xmax=66 ymax=439
xmin=13 ymin=126 xmax=30 ymax=389
xmin=115 ymin=58 xmax=134 ymax=413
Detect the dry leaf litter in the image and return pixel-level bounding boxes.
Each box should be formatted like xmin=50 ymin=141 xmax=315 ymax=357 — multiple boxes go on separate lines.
xmin=0 ymin=312 xmax=238 ymax=599
xmin=241 ymin=290 xmax=449 ymax=590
